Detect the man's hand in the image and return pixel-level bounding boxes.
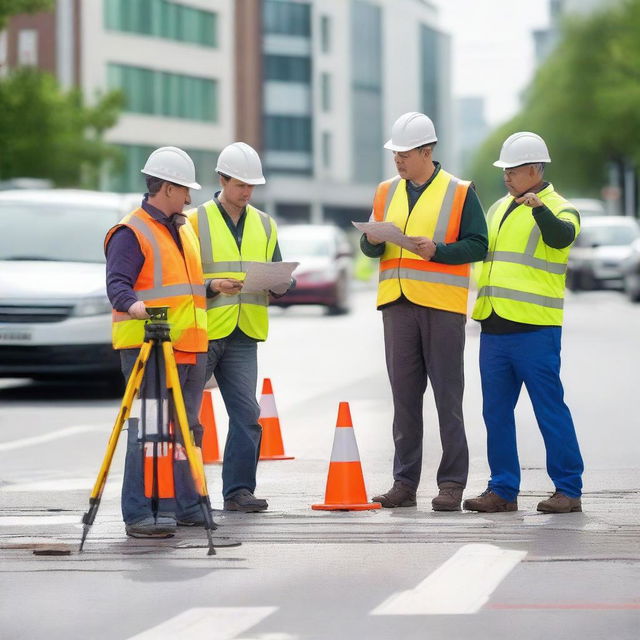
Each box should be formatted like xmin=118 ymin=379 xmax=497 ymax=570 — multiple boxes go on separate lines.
xmin=515 ymin=192 xmax=544 ymax=208
xmin=365 ymin=231 xmax=385 ymax=246
xmin=210 ymin=278 xmax=244 ymax=295
xmin=128 ymin=300 xmax=149 ymax=319
xmin=410 ymin=236 xmax=437 ymax=261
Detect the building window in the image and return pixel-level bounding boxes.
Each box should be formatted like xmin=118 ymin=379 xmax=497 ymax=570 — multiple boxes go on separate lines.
xmin=263 ymin=0 xmax=311 ymax=37
xmin=421 ymin=25 xmax=440 ymax=125
xmin=109 ymin=144 xmax=218 ymax=193
xmin=264 ymin=115 xmax=312 ymax=152
xmin=321 ymin=72 xmax=331 ymax=112
xmin=17 ymin=30 xmax=38 ymax=66
xmin=104 ymin=0 xmax=218 ymax=48
xmin=108 ymin=64 xmax=218 ymax=122
xmin=320 ymin=15 xmax=331 ymax=53
xmin=264 ymin=55 xmax=311 ymax=83
xmin=322 ymin=131 xmax=332 ymax=168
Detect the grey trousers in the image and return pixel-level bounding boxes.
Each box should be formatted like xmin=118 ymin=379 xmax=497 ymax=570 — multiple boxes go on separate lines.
xmin=382 ymin=300 xmax=469 ymax=490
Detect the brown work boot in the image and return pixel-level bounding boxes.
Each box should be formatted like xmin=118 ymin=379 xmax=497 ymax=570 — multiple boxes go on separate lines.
xmin=537 ymin=491 xmax=582 ymax=513
xmin=372 ymin=481 xmax=417 ymax=508
xmin=462 ymin=489 xmax=518 ymax=513
xmin=431 ymin=482 xmax=464 ymax=511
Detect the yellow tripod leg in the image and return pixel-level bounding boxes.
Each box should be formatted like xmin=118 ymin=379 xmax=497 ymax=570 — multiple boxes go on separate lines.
xmin=162 ymin=342 xmax=217 ymax=555
xmin=79 ymin=342 xmax=152 ymax=551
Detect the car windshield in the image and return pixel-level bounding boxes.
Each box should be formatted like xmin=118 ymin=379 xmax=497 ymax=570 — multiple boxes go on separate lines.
xmin=278 ymin=231 xmax=332 ymax=258
xmin=0 ymin=202 xmax=119 ymax=263
xmin=581 ymin=224 xmax=639 ymax=247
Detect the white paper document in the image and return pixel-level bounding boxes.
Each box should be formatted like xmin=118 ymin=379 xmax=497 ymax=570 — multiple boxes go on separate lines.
xmin=352 ymin=221 xmax=418 ymax=253
xmin=241 ymin=261 xmax=299 ymax=294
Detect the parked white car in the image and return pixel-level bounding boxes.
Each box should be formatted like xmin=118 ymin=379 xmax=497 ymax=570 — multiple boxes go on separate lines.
xmin=0 ymin=189 xmax=140 ymax=387
xmin=566 ymin=216 xmax=640 ymax=291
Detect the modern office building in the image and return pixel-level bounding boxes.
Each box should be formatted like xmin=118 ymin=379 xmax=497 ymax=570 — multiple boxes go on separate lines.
xmin=1 ymin=0 xmax=453 ymax=223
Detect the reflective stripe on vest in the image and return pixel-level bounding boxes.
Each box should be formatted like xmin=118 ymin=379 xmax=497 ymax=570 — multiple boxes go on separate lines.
xmin=190 ymin=200 xmax=277 ymax=340
xmin=105 ymin=208 xmax=208 ymax=352
xmin=374 ymin=169 xmax=471 ymax=314
xmin=472 ymin=184 xmax=580 ymax=325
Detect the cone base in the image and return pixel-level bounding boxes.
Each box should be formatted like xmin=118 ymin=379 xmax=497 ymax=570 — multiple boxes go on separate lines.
xmin=259 ymin=455 xmax=295 ymax=461
xmin=312 ymin=502 xmax=382 ymax=511
xmin=203 ymin=459 xmax=222 ymax=465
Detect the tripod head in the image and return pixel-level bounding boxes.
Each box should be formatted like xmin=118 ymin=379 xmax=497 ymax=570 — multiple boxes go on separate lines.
xmin=144 ymin=306 xmax=171 ymax=341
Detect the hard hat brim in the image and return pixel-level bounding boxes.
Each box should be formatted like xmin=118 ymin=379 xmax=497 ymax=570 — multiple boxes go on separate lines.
xmin=141 ymin=169 xmax=201 ymax=190
xmin=384 ymin=137 xmax=438 ymax=152
xmin=493 ymin=159 xmax=551 ymax=169
xmin=215 ymin=166 xmax=266 ymax=185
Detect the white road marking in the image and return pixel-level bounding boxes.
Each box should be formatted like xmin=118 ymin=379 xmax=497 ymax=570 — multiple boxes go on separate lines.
xmin=126 ymin=607 xmax=278 ymax=640
xmin=0 ymin=425 xmax=110 ymax=452
xmin=0 ymin=515 xmax=80 ymax=527
xmin=0 ymin=476 xmax=122 ymax=496
xmin=371 ymin=543 xmax=527 ymax=615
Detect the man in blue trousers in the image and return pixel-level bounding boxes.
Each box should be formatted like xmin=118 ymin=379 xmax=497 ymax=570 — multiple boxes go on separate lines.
xmin=464 ymin=132 xmax=584 ymax=514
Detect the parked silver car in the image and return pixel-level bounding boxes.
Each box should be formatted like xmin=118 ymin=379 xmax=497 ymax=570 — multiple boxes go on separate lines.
xmin=0 ymin=189 xmax=140 ymax=387
xmin=567 ymin=216 xmax=640 ymax=291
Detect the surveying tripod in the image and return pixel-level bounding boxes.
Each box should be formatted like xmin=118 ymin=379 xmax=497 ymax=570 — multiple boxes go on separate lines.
xmin=79 ymin=307 xmax=219 ymax=555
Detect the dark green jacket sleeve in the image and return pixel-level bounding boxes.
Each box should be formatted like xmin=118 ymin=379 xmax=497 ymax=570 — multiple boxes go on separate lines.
xmin=532 ymin=206 xmax=579 ymax=249
xmin=360 ymin=232 xmax=386 ymax=257
xmin=432 ymin=187 xmax=488 ymax=265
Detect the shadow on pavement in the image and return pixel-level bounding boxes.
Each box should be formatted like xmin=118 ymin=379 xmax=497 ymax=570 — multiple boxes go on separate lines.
xmin=0 ymin=378 xmax=123 ymax=403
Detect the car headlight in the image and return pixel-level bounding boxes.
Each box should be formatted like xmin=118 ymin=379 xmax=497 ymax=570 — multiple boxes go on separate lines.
xmin=72 ymin=295 xmax=113 ymax=317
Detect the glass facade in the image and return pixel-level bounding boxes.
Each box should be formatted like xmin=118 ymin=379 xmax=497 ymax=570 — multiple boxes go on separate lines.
xmin=421 ymin=25 xmax=440 ymax=125
xmin=263 ymin=0 xmax=311 ymax=36
xmin=351 ymin=1 xmax=383 ymax=183
xmin=320 ymin=15 xmax=331 ymax=53
xmin=104 ymin=0 xmax=217 ymax=47
xmin=321 ymin=72 xmax=331 ymax=112
xmin=108 ymin=64 xmax=217 ymax=122
xmin=264 ymin=55 xmax=311 ymax=83
xmin=108 ymin=144 xmax=218 ymax=193
xmin=264 ymin=116 xmax=312 ymax=152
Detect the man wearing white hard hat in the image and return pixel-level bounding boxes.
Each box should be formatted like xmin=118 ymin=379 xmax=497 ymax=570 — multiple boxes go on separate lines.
xmin=187 ymin=142 xmax=291 ymax=513
xmin=105 ymin=146 xmax=209 ymax=538
xmin=464 ymin=132 xmax=584 ymax=514
xmin=361 ymin=112 xmax=488 ymax=511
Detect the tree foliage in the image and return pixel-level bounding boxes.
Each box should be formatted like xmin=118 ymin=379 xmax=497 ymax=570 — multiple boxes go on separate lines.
xmin=0 ymin=68 xmax=124 ymax=188
xmin=0 ymin=0 xmax=53 ymax=29
xmin=470 ymin=0 xmax=640 ymax=208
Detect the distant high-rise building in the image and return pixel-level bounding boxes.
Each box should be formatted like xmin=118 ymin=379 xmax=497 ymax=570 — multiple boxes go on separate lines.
xmin=454 ymin=97 xmax=488 ymax=175
xmin=1 ymin=0 xmax=453 ymax=224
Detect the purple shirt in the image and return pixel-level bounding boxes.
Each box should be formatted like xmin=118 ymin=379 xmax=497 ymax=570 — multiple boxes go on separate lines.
xmin=105 ymin=195 xmax=185 ymax=312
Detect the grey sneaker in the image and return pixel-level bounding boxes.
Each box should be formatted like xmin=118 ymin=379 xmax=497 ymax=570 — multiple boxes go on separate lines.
xmin=372 ymin=481 xmax=417 ymax=508
xmin=462 ymin=489 xmax=518 ymax=513
xmin=537 ymin=491 xmax=582 ymax=513
xmin=224 ymin=489 xmax=268 ymax=513
xmin=125 ymin=515 xmax=176 ymax=538
xmin=432 ymin=482 xmax=464 ymax=511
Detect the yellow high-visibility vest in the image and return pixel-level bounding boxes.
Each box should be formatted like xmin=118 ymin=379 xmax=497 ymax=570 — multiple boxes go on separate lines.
xmin=472 ymin=183 xmax=580 ymax=325
xmin=188 ymin=200 xmax=277 ymax=341
xmin=104 ymin=208 xmax=207 ymax=352
xmin=374 ymin=169 xmax=471 ymax=314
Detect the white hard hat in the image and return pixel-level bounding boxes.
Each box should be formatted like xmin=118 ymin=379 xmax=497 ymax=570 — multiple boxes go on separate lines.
xmin=384 ymin=112 xmax=438 ymax=152
xmin=141 ymin=146 xmax=201 ymax=190
xmin=493 ymin=131 xmax=551 ymax=168
xmin=216 ymin=142 xmax=266 ymax=185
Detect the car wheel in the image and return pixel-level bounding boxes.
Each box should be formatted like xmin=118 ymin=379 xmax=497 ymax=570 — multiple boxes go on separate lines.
xmin=326 ymin=274 xmax=350 ymax=315
xmin=624 ymin=274 xmax=640 ymax=302
xmin=566 ymin=269 xmax=580 ymax=291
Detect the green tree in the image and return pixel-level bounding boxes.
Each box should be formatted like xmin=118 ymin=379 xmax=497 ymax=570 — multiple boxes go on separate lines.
xmin=0 ymin=68 xmax=123 ymax=187
xmin=0 ymin=0 xmax=53 ymax=29
xmin=470 ymin=0 xmax=640 ymax=209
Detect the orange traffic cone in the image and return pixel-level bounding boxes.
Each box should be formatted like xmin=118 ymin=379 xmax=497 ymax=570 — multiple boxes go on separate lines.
xmin=312 ymin=402 xmax=381 ymax=511
xmin=144 ymin=440 xmax=175 ymax=499
xmin=258 ymin=378 xmax=294 ymax=461
xmin=199 ymin=390 xmax=221 ymax=464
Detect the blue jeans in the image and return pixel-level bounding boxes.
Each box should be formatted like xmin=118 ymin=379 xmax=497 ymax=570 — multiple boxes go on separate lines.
xmin=206 ymin=332 xmax=262 ymax=498
xmin=480 ymin=328 xmax=583 ymax=502
xmin=119 ymin=348 xmax=207 ymax=525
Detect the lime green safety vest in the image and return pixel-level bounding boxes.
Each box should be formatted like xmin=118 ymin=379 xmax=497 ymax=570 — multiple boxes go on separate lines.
xmin=189 ymin=200 xmax=277 ymax=341
xmin=472 ymin=183 xmax=580 ymax=326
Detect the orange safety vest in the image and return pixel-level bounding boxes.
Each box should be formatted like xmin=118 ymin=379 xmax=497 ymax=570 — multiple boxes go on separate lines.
xmin=104 ymin=208 xmax=208 ymax=353
xmin=373 ymin=169 xmax=471 ymax=314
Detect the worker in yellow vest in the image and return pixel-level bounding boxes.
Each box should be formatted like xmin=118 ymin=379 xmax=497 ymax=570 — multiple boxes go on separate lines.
xmin=463 ymin=132 xmax=584 ymax=514
xmin=187 ymin=142 xmax=292 ymax=513
xmin=105 ymin=147 xmax=209 ymax=538
xmin=360 ymin=112 xmax=488 ymax=511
